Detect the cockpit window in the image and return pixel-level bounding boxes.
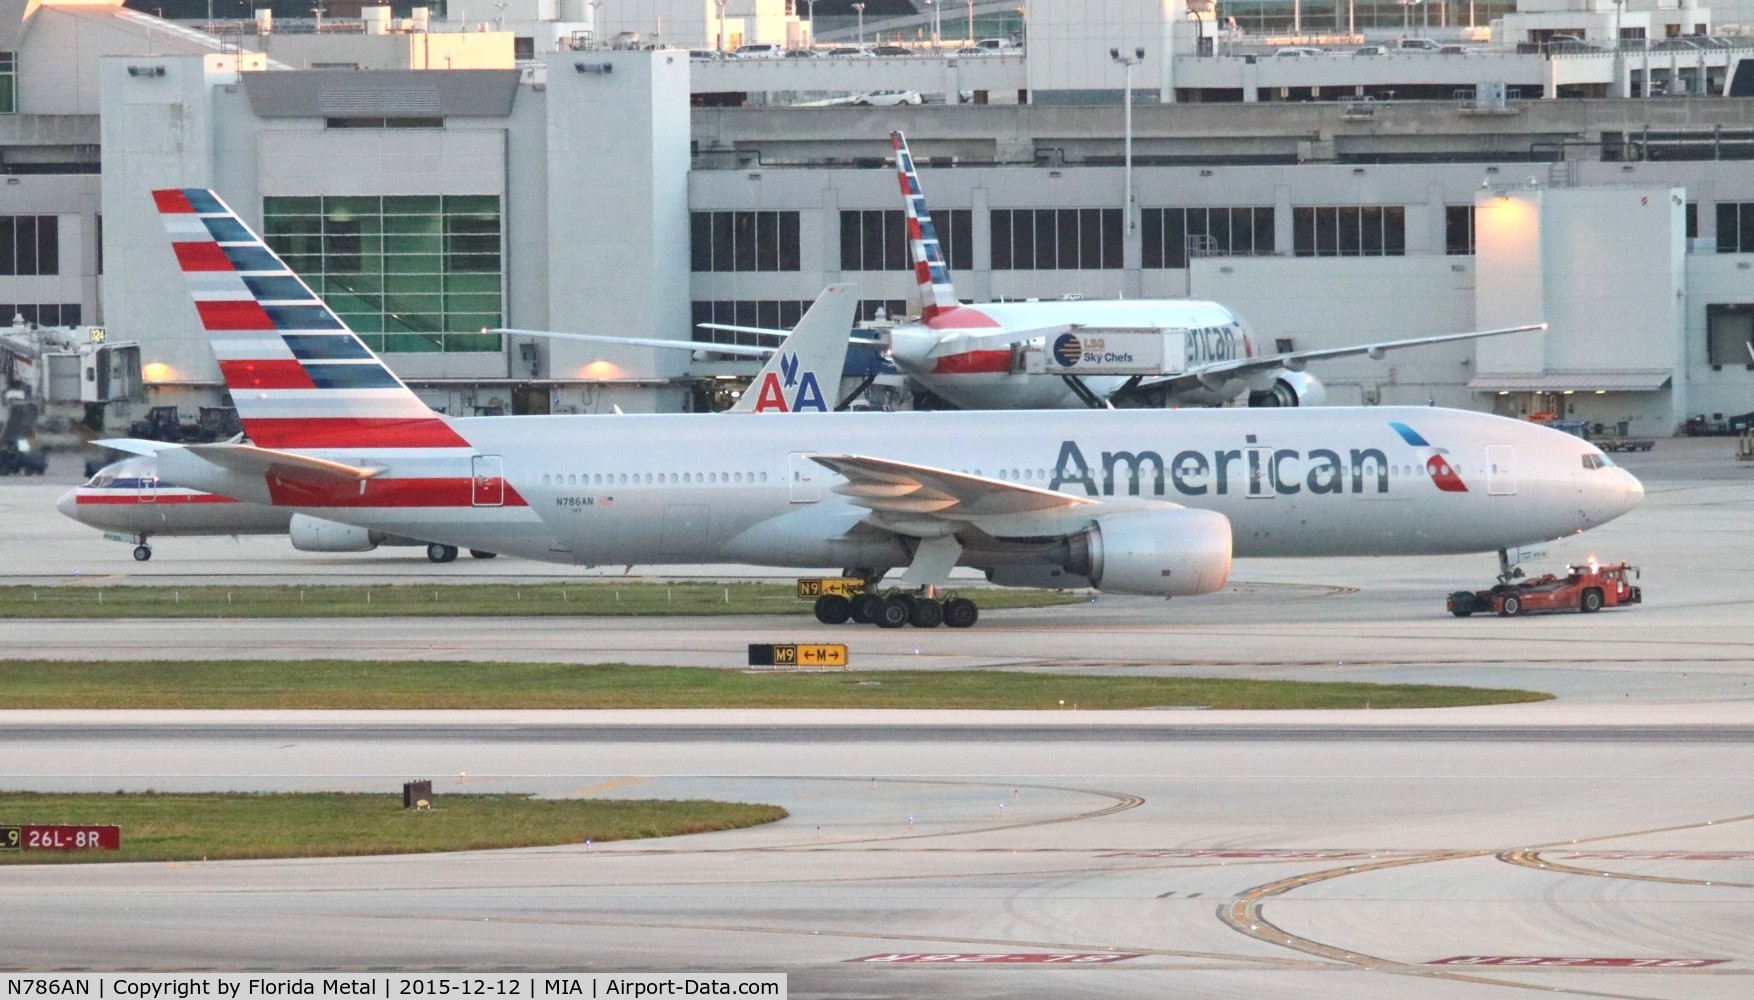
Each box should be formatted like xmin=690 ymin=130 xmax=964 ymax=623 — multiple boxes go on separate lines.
xmin=1581 ymin=453 xmax=1616 ymax=470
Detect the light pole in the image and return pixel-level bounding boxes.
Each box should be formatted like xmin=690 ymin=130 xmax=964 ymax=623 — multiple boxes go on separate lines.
xmin=493 ymin=1 xmax=508 ymax=30
xmin=716 ymin=0 xmax=727 ymax=51
xmin=1110 ymin=45 xmax=1144 ymax=234
xmin=924 ymin=0 xmax=939 ymax=50
xmin=966 ymin=0 xmax=975 ymax=46
xmin=806 ymin=0 xmax=817 ymax=47
xmin=852 ymin=2 xmax=865 ymax=45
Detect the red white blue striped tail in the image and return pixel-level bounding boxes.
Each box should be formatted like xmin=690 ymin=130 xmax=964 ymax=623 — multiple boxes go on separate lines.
xmin=154 ymin=188 xmax=465 ymax=450
xmin=891 ymin=131 xmax=960 ymax=321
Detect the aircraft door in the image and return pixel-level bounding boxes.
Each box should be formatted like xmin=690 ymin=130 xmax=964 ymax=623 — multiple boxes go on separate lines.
xmin=787 ymin=452 xmax=819 ymax=503
xmin=471 ymin=455 xmax=505 ymax=507
xmin=1486 ymin=445 xmax=1516 ymax=496
xmin=138 ymin=476 xmax=157 ymax=504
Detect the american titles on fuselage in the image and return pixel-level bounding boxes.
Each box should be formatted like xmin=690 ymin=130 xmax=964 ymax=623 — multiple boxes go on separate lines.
xmin=1050 ymin=431 xmax=1467 ymax=498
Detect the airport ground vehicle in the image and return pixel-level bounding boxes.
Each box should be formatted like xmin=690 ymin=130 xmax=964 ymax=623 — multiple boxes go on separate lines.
xmin=1447 ymin=562 xmax=1641 ymax=617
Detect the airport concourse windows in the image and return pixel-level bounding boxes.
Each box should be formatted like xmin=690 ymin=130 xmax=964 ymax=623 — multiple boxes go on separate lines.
xmin=690 ymin=300 xmax=812 ymax=347
xmin=0 ymin=216 xmax=58 ymax=275
xmin=1141 ymin=207 xmax=1275 ymax=269
xmin=839 ymin=209 xmax=973 ymax=271
xmin=0 ymin=302 xmax=78 ymax=326
xmin=1706 ymin=304 xmax=1754 ymax=367
xmin=1716 ymin=203 xmax=1754 ymax=253
xmin=262 ymin=195 xmax=503 ymax=353
xmin=990 ymin=209 xmax=1122 ymax=270
xmin=690 ymin=211 xmax=801 ymax=272
xmin=1292 ymin=206 xmax=1406 ymax=258
xmin=1445 ymin=206 xmax=1475 ymax=256
xmin=0 ymin=52 xmax=15 ymax=114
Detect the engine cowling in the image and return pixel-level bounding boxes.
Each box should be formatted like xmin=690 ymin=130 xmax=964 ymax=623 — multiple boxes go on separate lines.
xmin=1248 ymin=371 xmax=1327 ymax=408
xmin=1078 ymin=508 xmax=1232 ymax=597
xmin=289 ymin=514 xmax=381 ymax=553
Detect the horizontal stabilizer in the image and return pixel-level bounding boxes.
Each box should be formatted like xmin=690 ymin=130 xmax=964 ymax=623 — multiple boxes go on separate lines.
xmin=92 ymin=438 xmax=181 ymax=457
xmin=183 ymin=443 xmax=384 ymax=484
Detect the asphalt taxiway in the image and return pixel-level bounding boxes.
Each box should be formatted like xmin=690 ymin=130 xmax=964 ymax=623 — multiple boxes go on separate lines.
xmin=2 ymin=439 xmax=1752 ymax=997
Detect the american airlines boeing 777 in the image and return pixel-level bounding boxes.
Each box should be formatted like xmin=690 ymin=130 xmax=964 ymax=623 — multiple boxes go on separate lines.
xmin=150 ymin=188 xmax=1641 ymax=627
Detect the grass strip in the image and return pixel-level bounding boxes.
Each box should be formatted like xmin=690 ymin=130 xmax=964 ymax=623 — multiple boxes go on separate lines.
xmin=0 ymin=583 xmax=1077 ymax=619
xmin=0 ymin=791 xmax=787 ymax=865
xmin=0 ymin=660 xmax=1552 ymax=710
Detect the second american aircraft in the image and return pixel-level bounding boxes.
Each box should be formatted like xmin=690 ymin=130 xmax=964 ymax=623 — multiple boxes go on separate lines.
xmin=140 ymin=187 xmax=1641 ymax=628
xmin=502 ymin=131 xmax=1539 ymax=412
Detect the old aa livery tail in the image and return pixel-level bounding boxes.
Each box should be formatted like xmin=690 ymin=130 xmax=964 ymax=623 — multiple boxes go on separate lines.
xmin=891 ymin=132 xmax=960 ymax=321
xmin=154 ymin=188 xmax=463 ymax=450
xmin=733 ymin=284 xmax=859 ymax=413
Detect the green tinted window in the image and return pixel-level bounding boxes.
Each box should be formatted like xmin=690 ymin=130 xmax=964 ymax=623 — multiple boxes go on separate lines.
xmin=262 ymin=194 xmax=503 ymax=352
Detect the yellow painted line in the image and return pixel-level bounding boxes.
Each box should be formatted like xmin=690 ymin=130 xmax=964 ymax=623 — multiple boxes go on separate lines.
xmin=569 ymin=776 xmax=653 ymax=797
xmin=1500 ymin=848 xmax=1754 ymax=889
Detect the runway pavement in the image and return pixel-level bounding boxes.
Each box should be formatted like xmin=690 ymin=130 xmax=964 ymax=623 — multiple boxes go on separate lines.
xmin=3 ymin=710 xmax=1753 ymax=998
xmin=2 ymin=439 xmax=1752 ymax=996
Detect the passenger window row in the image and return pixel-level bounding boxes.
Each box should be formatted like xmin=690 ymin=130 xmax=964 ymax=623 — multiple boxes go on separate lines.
xmin=541 ymin=471 xmax=772 ymax=486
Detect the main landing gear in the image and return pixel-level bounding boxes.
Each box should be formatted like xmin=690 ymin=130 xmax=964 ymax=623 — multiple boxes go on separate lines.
xmin=812 ymin=588 xmax=979 ymax=629
xmin=132 ymin=534 xmax=152 ymax=561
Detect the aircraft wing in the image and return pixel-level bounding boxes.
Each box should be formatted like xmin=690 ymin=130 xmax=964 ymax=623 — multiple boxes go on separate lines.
xmin=182 ymin=443 xmax=384 ymax=484
xmin=704 ymin=323 xmax=889 ymax=348
xmin=492 ymin=328 xmax=776 ymax=359
xmin=922 ymin=324 xmax=1085 ymax=359
xmin=811 ymin=454 xmax=1096 ymax=518
xmin=1134 ymin=324 xmax=1546 ymax=392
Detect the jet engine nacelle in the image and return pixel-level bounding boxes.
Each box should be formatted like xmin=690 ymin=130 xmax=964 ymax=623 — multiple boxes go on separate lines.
xmin=1248 ymin=371 xmax=1327 ymax=408
xmin=1079 ymin=508 xmax=1232 ymax=597
xmin=289 ymin=513 xmax=382 ymax=553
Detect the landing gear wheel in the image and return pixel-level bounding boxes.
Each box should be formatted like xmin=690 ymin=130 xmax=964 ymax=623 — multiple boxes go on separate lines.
xmin=942 ymin=597 xmax=979 ymax=628
xmin=850 ymin=593 xmax=884 ymax=624
xmin=1581 ymin=588 xmax=1603 ymax=613
xmin=874 ymin=596 xmax=911 ymax=629
xmin=1498 ymin=595 xmax=1521 ymax=617
xmin=814 ymin=594 xmax=853 ymax=625
xmin=133 ymin=545 xmax=152 ymax=562
xmin=469 ymin=550 xmax=497 ymax=560
xmin=427 ymin=543 xmax=459 ymax=564
xmin=908 ymin=598 xmax=944 ymax=628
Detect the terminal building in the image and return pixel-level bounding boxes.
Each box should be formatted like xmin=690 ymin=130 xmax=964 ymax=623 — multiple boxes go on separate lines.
xmin=4 ymin=0 xmax=1753 ymax=437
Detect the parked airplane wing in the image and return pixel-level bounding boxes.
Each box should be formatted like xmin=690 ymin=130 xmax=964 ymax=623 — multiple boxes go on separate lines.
xmin=491 ymin=328 xmax=776 ymax=359
xmin=922 ymin=324 xmax=1080 ymax=359
xmin=812 ymin=453 xmax=1097 ymax=518
xmin=182 ymin=443 xmax=384 ymax=484
xmin=1149 ymin=324 xmax=1545 ymax=386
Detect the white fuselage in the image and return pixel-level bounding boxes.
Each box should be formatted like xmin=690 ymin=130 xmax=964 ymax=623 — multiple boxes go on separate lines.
xmin=888 ymin=299 xmax=1255 ymax=410
xmin=243 ymin=407 xmax=1641 ymax=571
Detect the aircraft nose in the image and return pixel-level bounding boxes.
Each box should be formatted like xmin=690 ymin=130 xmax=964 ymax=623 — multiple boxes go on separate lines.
xmin=1622 ymin=468 xmax=1645 ymax=510
xmin=55 ymin=489 xmax=79 ymax=521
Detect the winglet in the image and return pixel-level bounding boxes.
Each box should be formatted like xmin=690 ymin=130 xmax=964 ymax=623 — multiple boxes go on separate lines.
xmin=891 ymin=132 xmax=960 ymax=321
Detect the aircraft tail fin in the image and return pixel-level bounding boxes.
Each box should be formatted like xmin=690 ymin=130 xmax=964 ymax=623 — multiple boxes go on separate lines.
xmin=732 ymin=284 xmax=858 ymax=413
xmin=153 ymin=188 xmax=464 ymax=450
xmin=890 ymin=131 xmax=960 ymax=321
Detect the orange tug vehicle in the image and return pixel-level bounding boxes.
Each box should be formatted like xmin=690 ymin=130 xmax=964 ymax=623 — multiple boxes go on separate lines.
xmin=1448 ymin=562 xmax=1642 ymax=618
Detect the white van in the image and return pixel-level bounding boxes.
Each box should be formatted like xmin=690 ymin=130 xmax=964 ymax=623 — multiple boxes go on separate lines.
xmin=974 ymin=38 xmax=1014 ymax=52
xmin=733 ymin=43 xmax=785 ymax=59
